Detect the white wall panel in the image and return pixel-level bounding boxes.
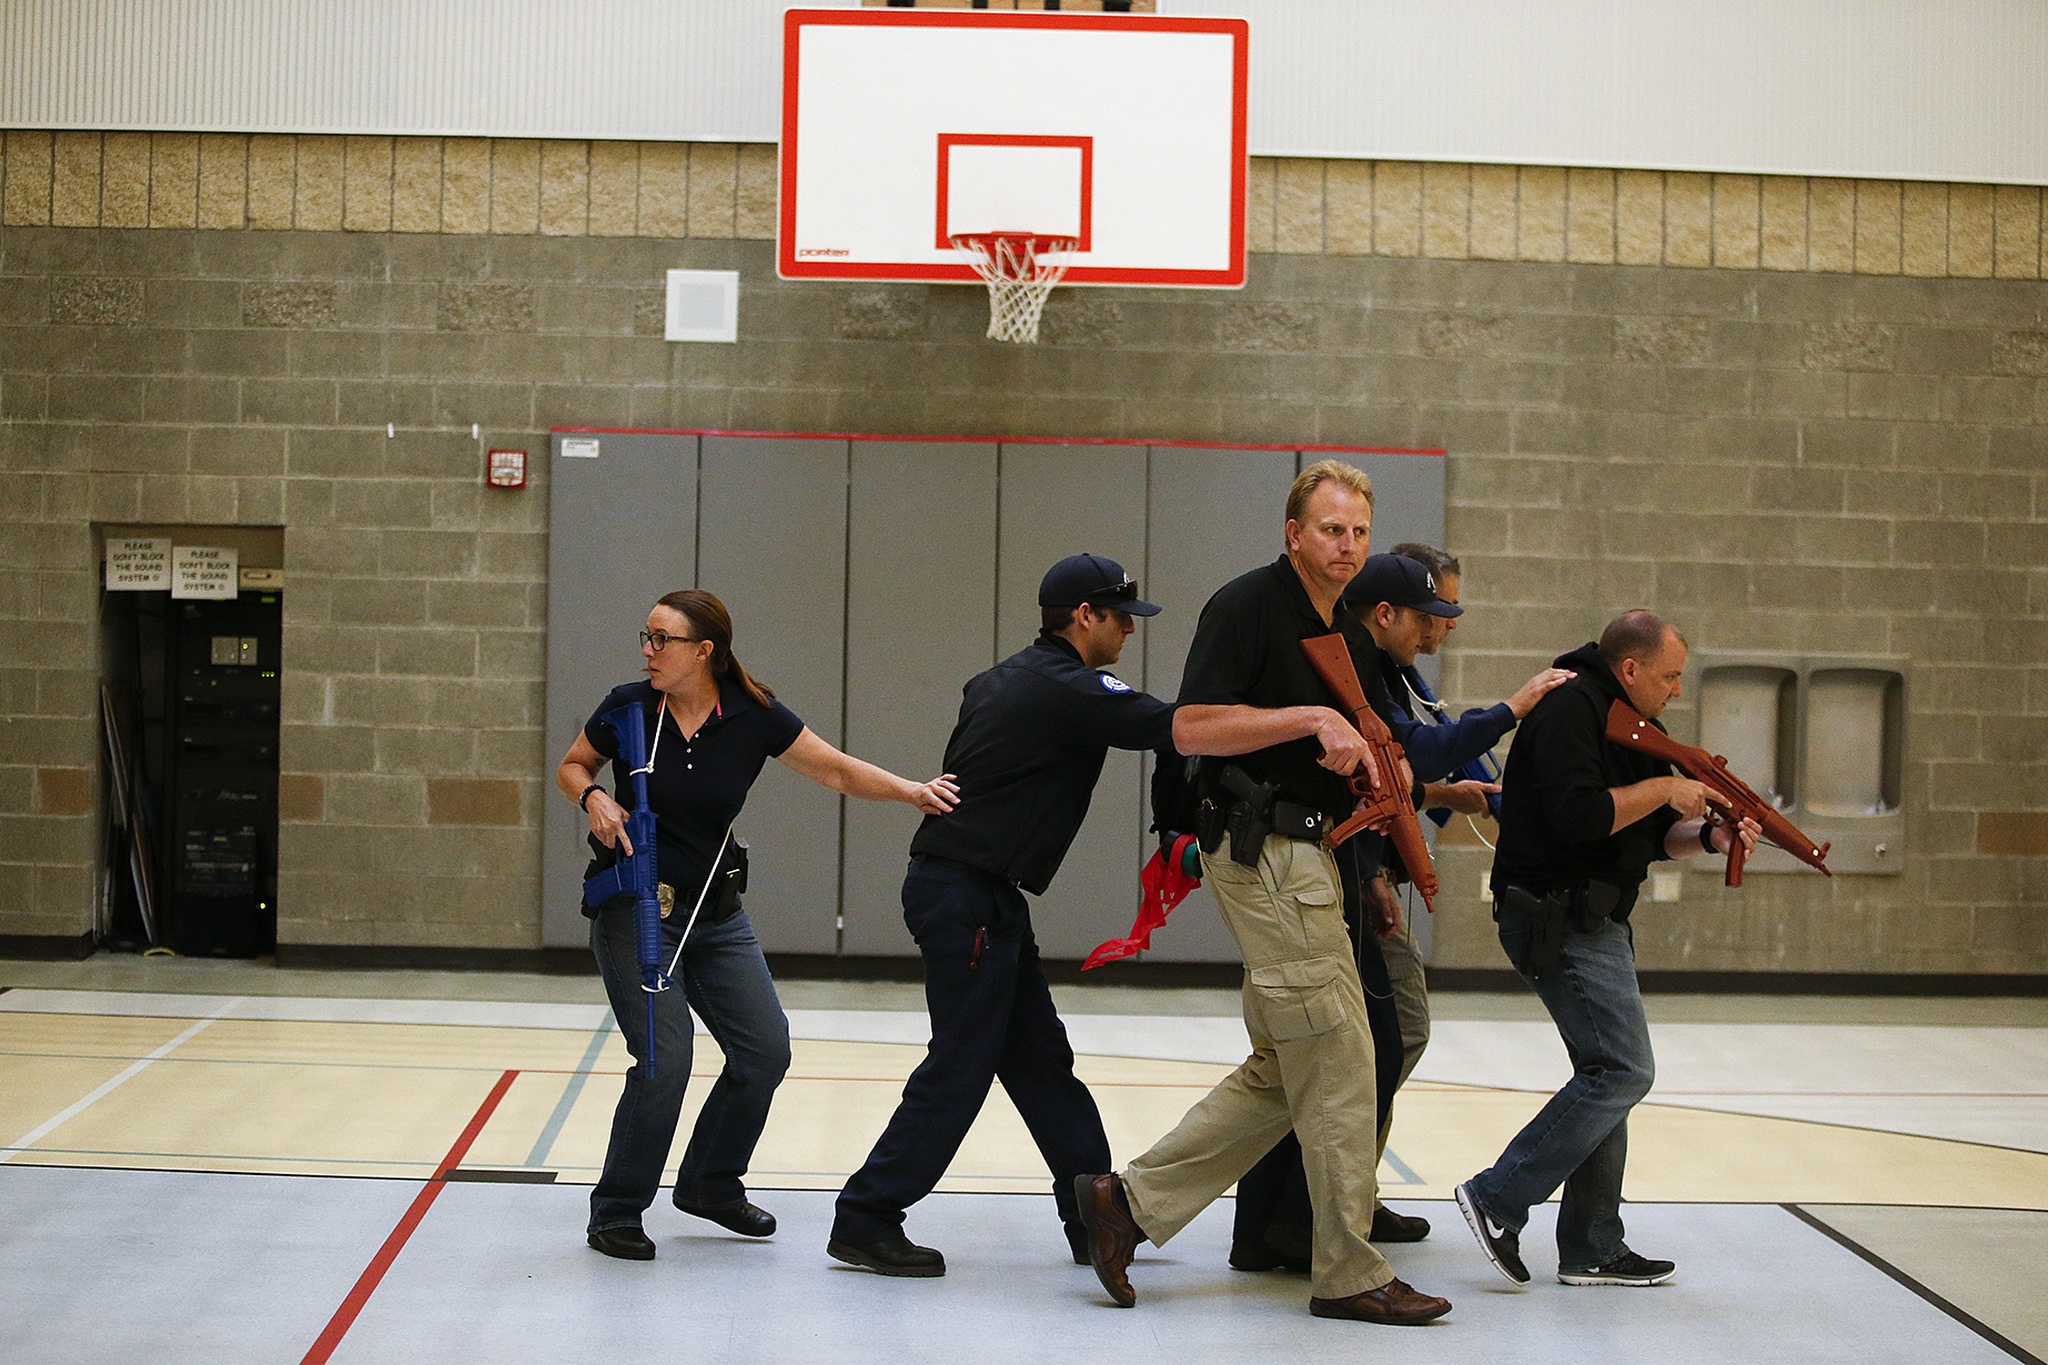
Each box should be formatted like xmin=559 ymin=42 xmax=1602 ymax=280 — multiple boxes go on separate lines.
xmin=3 ymin=0 xmax=2043 ymax=183
xmin=1170 ymin=0 xmax=2048 ymax=184
xmin=0 ymin=0 xmax=847 ymax=141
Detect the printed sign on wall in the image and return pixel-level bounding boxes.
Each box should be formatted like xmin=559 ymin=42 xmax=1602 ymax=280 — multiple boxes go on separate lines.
xmin=171 ymin=545 xmax=240 ymax=600
xmin=104 ymin=537 xmax=172 ymax=590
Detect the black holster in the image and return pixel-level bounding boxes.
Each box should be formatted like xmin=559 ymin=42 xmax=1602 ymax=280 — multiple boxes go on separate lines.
xmin=708 ymin=836 xmax=750 ymax=923
xmin=1194 ymin=764 xmax=1274 ymax=867
xmin=1495 ymin=886 xmax=1570 ymax=980
xmin=1215 ymin=764 xmax=1278 ymax=866
xmin=1195 ymin=796 xmax=1226 ymax=857
xmin=1495 ymin=880 xmax=1629 ymax=979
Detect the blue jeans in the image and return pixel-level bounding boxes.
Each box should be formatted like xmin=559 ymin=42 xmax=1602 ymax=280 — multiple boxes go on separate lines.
xmin=833 ymin=860 xmax=1109 ymax=1254
xmin=1466 ymin=915 xmax=1653 ymax=1269
xmin=587 ymin=902 xmax=792 ymax=1234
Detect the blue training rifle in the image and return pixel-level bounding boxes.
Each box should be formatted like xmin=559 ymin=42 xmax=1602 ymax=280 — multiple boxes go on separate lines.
xmin=582 ymin=699 xmax=672 ymax=1077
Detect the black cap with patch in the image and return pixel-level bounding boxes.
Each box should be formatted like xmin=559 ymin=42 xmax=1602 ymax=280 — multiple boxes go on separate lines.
xmin=1038 ymin=553 xmax=1161 ymax=617
xmin=1342 ymin=552 xmax=1463 ymax=618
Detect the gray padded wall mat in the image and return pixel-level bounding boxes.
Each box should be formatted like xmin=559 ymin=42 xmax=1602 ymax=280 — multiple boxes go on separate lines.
xmin=992 ymin=443 xmax=1150 ymax=963
xmin=1139 ymin=446 xmax=1302 ymax=962
xmin=545 ymin=431 xmax=1444 ymax=960
xmin=841 ymin=442 xmax=1000 ymax=956
xmin=542 ymin=432 xmax=699 ymax=948
xmin=698 ymin=436 xmax=850 ymax=956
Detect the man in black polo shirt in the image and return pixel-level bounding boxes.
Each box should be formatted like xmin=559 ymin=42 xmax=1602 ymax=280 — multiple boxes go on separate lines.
xmin=1075 ymin=461 xmax=1453 ymax=1327
xmin=1455 ymin=610 xmax=1756 ymax=1291
xmin=829 ymin=554 xmax=1178 ymax=1278
xmin=1228 ymin=552 xmax=1576 ymax=1268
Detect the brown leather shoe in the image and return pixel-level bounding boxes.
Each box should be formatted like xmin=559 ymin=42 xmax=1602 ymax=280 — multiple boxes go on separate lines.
xmin=1073 ymin=1173 xmax=1142 ymax=1307
xmin=1370 ymin=1205 xmax=1431 ymax=1242
xmin=1309 ymin=1278 xmax=1452 ymax=1325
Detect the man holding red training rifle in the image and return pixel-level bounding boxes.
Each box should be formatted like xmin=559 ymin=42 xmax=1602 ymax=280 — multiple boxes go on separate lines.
xmin=1455 ymin=610 xmax=1760 ymax=1291
xmin=1073 ymin=460 xmax=1454 ymax=1327
xmin=1227 ymin=548 xmax=1577 ymax=1269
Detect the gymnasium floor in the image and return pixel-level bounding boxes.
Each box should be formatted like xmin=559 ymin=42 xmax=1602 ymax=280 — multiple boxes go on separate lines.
xmin=2 ymin=958 xmax=2044 ymax=1365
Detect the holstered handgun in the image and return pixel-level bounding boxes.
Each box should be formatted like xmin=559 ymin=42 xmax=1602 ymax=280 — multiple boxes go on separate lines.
xmin=1496 ymin=885 xmax=1570 ymax=980
xmin=1496 ymin=881 xmax=1630 ymax=980
xmin=1218 ymin=764 xmax=1279 ymax=867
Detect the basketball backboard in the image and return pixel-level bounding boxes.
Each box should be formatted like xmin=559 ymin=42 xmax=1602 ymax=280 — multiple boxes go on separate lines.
xmin=779 ymin=7 xmax=1248 ymax=288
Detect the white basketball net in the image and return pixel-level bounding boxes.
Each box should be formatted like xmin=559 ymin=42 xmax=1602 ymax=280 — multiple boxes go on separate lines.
xmin=952 ymin=233 xmax=1078 ymax=344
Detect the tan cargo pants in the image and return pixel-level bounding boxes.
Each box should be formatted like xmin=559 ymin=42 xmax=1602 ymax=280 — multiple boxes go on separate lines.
xmin=1121 ymin=833 xmax=1392 ymax=1300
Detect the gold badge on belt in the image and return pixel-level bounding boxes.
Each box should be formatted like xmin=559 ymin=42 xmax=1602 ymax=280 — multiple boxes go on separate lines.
xmin=658 ymin=882 xmax=675 ymax=919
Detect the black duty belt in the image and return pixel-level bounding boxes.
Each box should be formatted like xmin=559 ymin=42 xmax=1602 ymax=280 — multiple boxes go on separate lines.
xmin=1269 ymin=800 xmax=1330 ymax=842
xmin=911 ymin=851 xmax=1013 ymax=884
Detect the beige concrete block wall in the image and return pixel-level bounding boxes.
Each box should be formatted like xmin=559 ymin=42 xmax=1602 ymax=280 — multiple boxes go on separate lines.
xmin=2 ymin=130 xmax=2043 ymax=972
xmin=5 ymin=132 xmax=2043 ymax=280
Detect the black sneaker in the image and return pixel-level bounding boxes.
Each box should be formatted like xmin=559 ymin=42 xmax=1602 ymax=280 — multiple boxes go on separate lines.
xmin=1455 ymin=1181 xmax=1529 ymax=1286
xmin=1559 ymin=1250 xmax=1675 ymax=1286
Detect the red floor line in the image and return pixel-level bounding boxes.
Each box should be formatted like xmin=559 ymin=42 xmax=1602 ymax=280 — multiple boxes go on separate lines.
xmin=299 ymin=1069 xmax=519 ymax=1365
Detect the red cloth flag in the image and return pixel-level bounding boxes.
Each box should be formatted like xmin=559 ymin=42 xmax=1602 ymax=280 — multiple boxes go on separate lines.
xmin=1083 ymin=834 xmax=1202 ymax=970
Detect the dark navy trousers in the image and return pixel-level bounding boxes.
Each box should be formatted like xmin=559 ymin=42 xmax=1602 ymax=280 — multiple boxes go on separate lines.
xmin=833 ymin=859 xmax=1110 ymax=1256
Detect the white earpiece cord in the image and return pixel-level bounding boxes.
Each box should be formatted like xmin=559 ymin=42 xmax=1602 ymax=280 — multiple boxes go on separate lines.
xmin=627 ymin=698 xmax=741 ymax=988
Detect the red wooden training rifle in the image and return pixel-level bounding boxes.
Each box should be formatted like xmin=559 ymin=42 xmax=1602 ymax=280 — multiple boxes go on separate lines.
xmin=1603 ymin=699 xmax=1833 ymax=887
xmin=1299 ymin=633 xmax=1439 ymax=912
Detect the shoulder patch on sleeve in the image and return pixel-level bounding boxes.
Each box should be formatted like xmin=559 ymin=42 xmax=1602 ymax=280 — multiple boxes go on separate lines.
xmin=1100 ymin=673 xmax=1132 ymax=694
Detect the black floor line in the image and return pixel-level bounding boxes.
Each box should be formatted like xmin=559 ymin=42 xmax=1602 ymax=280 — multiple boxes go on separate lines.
xmin=1782 ymin=1203 xmax=2044 ymax=1365
xmin=444 ymin=1168 xmax=558 ymax=1184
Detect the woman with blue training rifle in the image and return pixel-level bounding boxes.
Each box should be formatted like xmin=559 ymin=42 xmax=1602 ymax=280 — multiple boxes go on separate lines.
xmin=556 ymin=588 xmax=960 ymax=1261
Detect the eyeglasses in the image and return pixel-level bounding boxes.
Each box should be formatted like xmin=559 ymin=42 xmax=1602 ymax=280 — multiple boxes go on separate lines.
xmin=639 ymin=630 xmax=702 ymax=652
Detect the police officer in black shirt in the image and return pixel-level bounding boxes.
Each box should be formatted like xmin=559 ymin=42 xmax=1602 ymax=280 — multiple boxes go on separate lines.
xmin=828 ymin=554 xmax=1179 ymax=1278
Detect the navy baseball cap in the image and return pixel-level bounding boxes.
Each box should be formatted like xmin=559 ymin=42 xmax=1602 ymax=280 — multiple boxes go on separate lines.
xmin=1343 ymin=553 xmax=1463 ymax=618
xmin=1039 ymin=553 xmax=1161 ymax=616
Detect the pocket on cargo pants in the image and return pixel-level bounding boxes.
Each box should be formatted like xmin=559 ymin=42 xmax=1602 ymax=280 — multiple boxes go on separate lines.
xmin=1248 ymin=958 xmax=1350 ymax=1042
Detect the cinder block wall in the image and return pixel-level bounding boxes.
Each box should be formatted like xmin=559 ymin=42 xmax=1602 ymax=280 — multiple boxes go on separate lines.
xmin=2 ymin=132 xmax=2043 ymax=972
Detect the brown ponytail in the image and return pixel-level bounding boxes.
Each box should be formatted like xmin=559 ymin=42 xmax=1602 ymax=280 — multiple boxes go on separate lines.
xmin=655 ymin=589 xmax=776 ymax=708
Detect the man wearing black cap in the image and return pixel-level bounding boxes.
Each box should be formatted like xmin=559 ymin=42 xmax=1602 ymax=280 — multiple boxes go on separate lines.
xmin=1346 ymin=549 xmax=1575 ymax=1104
xmin=829 ymin=553 xmax=1179 ymax=1278
xmin=1230 ymin=552 xmax=1573 ymax=1257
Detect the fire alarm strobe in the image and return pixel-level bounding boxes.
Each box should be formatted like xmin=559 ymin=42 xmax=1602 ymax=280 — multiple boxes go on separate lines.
xmin=486 ymin=449 xmax=527 ymax=489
